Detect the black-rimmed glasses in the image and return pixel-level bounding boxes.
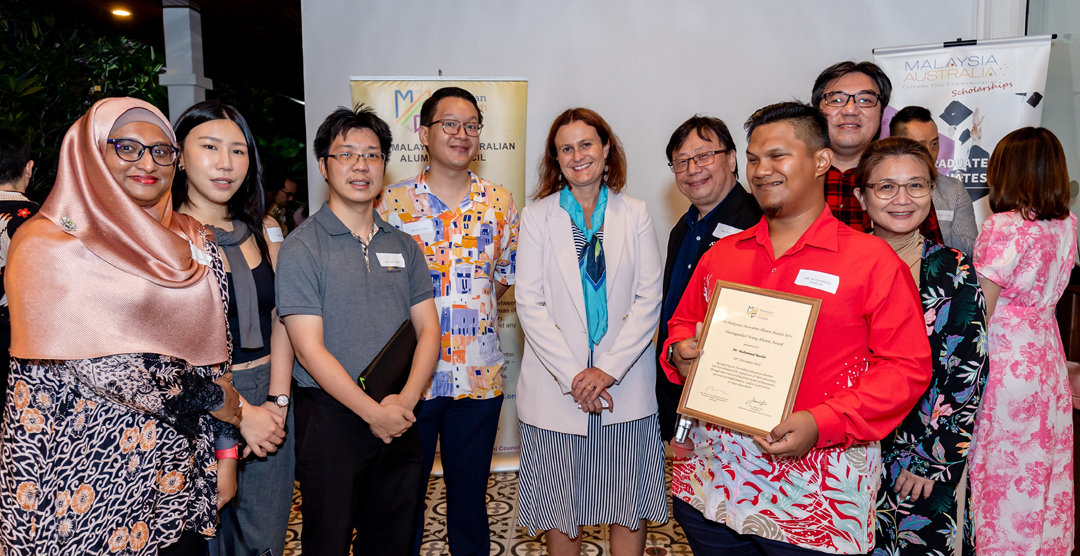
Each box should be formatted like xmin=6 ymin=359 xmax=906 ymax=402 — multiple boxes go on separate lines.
xmin=106 ymin=139 xmax=179 ymax=166
xmin=868 ymin=178 xmax=932 ymax=200
xmin=426 ymin=119 xmax=483 ymax=137
xmin=324 ymin=152 xmax=386 ymax=166
xmin=669 ymin=150 xmax=729 ymax=173
xmin=821 ymin=91 xmax=881 ymax=109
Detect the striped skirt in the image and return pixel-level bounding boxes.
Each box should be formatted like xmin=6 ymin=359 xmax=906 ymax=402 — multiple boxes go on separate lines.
xmin=517 ymin=412 xmax=668 ymax=537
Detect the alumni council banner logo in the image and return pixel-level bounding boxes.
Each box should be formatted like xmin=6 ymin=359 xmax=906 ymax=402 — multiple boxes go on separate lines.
xmin=350 ymin=79 xmax=528 ymax=188
xmin=350 ymin=78 xmax=528 ymax=471
xmin=875 ymin=36 xmax=1051 ymax=229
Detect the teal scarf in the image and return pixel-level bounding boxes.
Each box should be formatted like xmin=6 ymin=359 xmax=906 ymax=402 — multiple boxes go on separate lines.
xmin=560 ymin=186 xmax=608 ymax=348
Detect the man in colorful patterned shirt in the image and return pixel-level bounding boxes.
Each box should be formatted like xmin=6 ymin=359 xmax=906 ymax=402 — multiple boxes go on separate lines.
xmin=377 ymin=87 xmax=518 ymax=556
xmin=661 ymin=102 xmax=931 ymax=555
xmin=812 ymin=61 xmax=943 ymax=245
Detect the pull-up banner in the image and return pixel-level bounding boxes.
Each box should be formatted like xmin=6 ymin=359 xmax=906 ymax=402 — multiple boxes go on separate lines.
xmin=875 ymin=35 xmax=1052 ymax=227
xmin=350 ymin=78 xmax=528 ymax=472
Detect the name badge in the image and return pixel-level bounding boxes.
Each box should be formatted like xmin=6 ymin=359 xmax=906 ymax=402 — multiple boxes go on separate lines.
xmin=712 ymin=222 xmax=743 ymax=240
xmin=267 ymin=227 xmax=285 ymax=243
xmin=377 ymin=252 xmax=406 ymax=268
xmin=401 ymin=219 xmax=436 ymax=237
xmin=794 ymin=269 xmax=839 ymax=294
xmin=189 ymin=241 xmax=212 ymax=266
xmin=936 ymin=209 xmax=955 ymax=222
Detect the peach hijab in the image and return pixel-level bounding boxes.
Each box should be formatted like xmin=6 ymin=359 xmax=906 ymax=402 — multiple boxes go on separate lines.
xmin=6 ymin=97 xmax=228 ymax=365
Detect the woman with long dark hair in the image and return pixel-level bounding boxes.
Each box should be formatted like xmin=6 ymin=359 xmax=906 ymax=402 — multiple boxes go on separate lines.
xmin=172 ymin=100 xmax=294 ymax=556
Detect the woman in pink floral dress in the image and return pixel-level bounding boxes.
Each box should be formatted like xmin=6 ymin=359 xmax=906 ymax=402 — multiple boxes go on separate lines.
xmin=969 ymin=127 xmax=1076 ymax=556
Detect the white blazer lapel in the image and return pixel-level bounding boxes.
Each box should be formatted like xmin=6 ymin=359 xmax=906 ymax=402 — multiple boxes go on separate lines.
xmin=602 ymin=192 xmax=625 ymax=287
xmin=548 ymin=201 xmax=588 ymax=329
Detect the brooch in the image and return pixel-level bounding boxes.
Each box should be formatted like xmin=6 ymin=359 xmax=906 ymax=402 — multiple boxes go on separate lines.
xmin=60 ymin=216 xmax=77 ymax=232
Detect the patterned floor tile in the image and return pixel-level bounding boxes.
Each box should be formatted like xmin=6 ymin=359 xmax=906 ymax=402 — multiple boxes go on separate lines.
xmin=285 ymin=463 xmax=690 ymax=555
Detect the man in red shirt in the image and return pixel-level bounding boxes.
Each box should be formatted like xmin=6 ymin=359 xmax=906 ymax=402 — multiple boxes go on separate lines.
xmin=661 ymin=102 xmax=931 ymax=555
xmin=812 ymin=61 xmax=943 ymax=244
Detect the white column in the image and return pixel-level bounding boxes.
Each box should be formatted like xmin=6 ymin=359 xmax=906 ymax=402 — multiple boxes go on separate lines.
xmin=159 ymin=1 xmax=213 ymax=124
xmin=972 ymin=0 xmax=1027 ymax=39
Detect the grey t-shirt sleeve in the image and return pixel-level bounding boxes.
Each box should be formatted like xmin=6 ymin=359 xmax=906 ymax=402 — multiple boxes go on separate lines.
xmin=405 ymin=237 xmax=435 ymax=307
xmin=275 ymin=236 xmax=323 ymax=317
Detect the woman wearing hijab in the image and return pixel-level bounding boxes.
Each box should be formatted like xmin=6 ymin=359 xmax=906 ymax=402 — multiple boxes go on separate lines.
xmin=173 ymin=100 xmax=293 ymax=556
xmin=515 ymin=108 xmax=666 ymax=556
xmin=851 ymin=137 xmax=988 ymax=555
xmin=0 ymin=97 xmax=242 ymax=554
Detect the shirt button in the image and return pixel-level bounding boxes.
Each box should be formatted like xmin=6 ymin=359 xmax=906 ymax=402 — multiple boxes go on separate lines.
xmin=687 ymin=264 xmax=692 ymax=269
xmin=771 ymin=268 xmax=776 ymax=273
xmin=695 ymin=236 xmax=701 ymax=241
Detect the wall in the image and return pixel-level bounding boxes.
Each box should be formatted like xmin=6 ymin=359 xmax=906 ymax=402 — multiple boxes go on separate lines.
xmin=300 ymin=0 xmax=976 ymax=245
xmin=1029 ymin=0 xmax=1080 ymax=212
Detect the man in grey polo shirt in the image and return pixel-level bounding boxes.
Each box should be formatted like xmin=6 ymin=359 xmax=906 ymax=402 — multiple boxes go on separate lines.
xmin=889 ymin=105 xmax=978 ymax=254
xmin=276 ymin=105 xmax=441 ymax=556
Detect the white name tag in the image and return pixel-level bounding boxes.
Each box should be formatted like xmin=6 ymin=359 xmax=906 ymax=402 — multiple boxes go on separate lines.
xmin=794 ymin=269 xmax=839 ymax=294
xmin=712 ymin=222 xmax=743 ymax=240
xmin=377 ymin=252 xmax=406 ymax=268
xmin=401 ymin=219 xmax=436 ymax=236
xmin=267 ymin=227 xmax=285 ymax=243
xmin=189 ymin=241 xmax=212 ymax=266
xmin=936 ymin=209 xmax=955 ymax=222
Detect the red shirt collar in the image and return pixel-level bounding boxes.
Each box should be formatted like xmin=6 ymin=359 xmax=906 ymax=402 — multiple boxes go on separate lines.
xmin=741 ymin=206 xmax=841 ymax=258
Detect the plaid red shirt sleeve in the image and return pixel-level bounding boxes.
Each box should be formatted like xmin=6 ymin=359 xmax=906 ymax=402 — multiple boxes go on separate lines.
xmin=824 ymin=166 xmax=944 ymax=244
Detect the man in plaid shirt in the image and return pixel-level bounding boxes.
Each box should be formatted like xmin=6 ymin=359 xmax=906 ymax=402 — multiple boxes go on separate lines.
xmin=811 ymin=61 xmax=943 ymax=243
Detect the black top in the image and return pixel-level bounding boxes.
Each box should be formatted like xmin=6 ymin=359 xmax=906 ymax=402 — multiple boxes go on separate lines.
xmin=226 ymin=256 xmax=275 ymax=364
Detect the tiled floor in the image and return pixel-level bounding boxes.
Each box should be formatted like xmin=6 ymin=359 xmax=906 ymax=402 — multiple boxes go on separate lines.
xmin=284 ymin=464 xmax=692 ymax=555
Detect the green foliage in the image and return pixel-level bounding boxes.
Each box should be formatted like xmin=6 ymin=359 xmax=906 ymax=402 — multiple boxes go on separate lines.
xmin=0 ymin=1 xmax=167 ymax=201
xmin=0 ymin=1 xmax=308 ymax=205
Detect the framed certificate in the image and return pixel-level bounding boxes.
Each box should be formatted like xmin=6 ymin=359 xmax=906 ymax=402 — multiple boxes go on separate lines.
xmin=676 ymin=280 xmax=821 ymax=437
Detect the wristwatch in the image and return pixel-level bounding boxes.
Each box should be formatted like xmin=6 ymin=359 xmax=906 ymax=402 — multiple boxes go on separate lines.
xmin=267 ymin=394 xmax=290 ymax=408
xmin=667 ymin=343 xmax=677 ymax=367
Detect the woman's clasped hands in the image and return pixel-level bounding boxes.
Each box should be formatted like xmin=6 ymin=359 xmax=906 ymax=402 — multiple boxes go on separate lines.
xmin=571 ymin=367 xmax=616 ymax=414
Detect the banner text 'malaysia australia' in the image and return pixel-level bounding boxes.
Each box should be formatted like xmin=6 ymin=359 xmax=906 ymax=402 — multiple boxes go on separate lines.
xmin=902 ymin=55 xmax=1003 ymax=82
xmin=391 ymin=142 xmax=517 ymax=163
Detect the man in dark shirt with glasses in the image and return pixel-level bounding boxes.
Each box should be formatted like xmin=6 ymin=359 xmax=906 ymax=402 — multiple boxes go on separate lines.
xmin=655 ymin=116 xmax=762 ymax=442
xmin=811 ymin=61 xmax=943 ymax=243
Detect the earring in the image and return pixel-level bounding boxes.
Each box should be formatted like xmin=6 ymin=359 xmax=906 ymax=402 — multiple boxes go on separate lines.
xmin=178 ymin=164 xmax=185 ymax=171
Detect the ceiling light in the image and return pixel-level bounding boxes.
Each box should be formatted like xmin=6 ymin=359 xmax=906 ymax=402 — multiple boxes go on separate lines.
xmin=112 ymin=9 xmax=131 ymax=17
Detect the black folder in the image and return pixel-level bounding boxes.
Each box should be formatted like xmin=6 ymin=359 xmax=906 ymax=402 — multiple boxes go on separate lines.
xmin=356 ymin=320 xmax=417 ymax=402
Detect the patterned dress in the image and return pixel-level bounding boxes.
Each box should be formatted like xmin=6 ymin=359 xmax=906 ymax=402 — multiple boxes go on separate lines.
xmin=874 ymin=240 xmax=988 ymax=556
xmin=969 ymin=210 xmax=1077 ymax=556
xmin=0 ymin=235 xmax=235 ymax=555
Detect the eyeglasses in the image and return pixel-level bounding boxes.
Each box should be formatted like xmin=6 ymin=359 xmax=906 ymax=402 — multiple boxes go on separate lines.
xmin=324 ymin=152 xmax=386 ymax=166
xmin=821 ymin=91 xmax=881 ymax=109
xmin=426 ymin=119 xmax=483 ymax=137
xmin=669 ymin=150 xmax=729 ymax=173
xmin=106 ymin=139 xmax=179 ymax=166
xmin=868 ymin=178 xmax=932 ymax=200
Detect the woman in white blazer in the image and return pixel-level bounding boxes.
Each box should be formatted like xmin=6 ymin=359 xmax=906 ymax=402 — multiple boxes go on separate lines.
xmin=515 ymin=108 xmax=666 ymax=556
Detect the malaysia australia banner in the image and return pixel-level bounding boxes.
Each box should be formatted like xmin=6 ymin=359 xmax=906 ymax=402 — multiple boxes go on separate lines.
xmin=874 ymin=35 xmax=1052 ymax=227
